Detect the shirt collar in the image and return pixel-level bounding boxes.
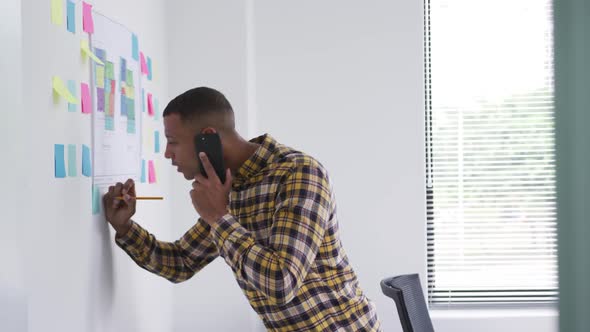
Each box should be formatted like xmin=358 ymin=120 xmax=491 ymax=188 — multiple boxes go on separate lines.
xmin=232 ymin=133 xmax=278 ymax=188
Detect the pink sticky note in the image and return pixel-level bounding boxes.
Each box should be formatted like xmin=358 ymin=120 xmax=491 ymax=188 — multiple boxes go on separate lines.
xmin=81 ymin=83 xmax=91 ymax=114
xmin=147 ymin=93 xmax=154 ymax=116
xmin=148 ymin=160 xmax=156 ymax=183
xmin=82 ymin=2 xmax=94 ymax=34
xmin=140 ymin=52 xmax=148 ymax=75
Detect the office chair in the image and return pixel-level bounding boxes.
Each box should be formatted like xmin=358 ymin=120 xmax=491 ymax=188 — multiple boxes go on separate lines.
xmin=380 ymin=274 xmax=435 ymax=332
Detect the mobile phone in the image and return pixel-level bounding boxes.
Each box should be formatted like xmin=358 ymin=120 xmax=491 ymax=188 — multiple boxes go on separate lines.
xmin=194 ymin=132 xmax=226 ymax=183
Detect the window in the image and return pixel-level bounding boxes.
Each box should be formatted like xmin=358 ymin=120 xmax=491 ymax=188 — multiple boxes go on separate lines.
xmin=425 ymin=0 xmax=558 ymax=305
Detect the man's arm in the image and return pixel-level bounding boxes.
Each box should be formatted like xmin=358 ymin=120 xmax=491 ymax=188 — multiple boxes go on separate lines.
xmin=209 ymin=164 xmax=331 ymax=305
xmin=116 ymin=218 xmax=219 ymax=283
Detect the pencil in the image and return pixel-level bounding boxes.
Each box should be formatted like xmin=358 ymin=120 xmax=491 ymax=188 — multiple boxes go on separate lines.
xmin=115 ymin=196 xmax=164 ymax=200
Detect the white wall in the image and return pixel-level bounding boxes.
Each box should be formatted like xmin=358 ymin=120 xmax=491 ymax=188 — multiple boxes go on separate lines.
xmin=165 ymin=1 xmax=257 ymax=331
xmin=0 ymin=0 xmax=27 ymax=331
xmin=251 ymin=1 xmax=557 ymax=332
xmin=252 ymin=1 xmax=425 ymax=330
xmin=19 ymin=0 xmax=173 ymax=331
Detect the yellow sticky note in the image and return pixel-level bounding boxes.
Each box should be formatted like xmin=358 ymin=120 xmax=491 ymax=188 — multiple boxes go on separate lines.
xmin=52 ymin=76 xmax=78 ymax=104
xmin=96 ymin=66 xmax=105 ymax=88
xmin=51 ymin=0 xmax=63 ymax=26
xmin=126 ymin=86 xmax=135 ymax=99
xmin=80 ymin=39 xmax=105 ymax=66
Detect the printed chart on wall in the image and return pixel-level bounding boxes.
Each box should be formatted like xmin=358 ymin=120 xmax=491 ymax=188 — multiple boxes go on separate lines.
xmin=90 ymin=12 xmax=142 ymax=186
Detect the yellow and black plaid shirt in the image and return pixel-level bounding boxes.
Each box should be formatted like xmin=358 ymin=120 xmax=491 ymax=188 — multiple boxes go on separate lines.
xmin=116 ymin=133 xmax=382 ymax=331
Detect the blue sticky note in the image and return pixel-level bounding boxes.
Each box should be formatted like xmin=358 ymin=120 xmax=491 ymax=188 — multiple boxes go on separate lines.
xmin=147 ymin=56 xmax=152 ymax=81
xmin=66 ymin=0 xmax=76 ymax=33
xmin=154 ymin=131 xmax=160 ymax=153
xmin=67 ymin=144 xmax=77 ymax=177
xmin=132 ymin=34 xmax=139 ymax=61
xmin=141 ymin=88 xmax=145 ymax=113
xmin=121 ymin=96 xmax=128 ymax=117
xmin=54 ymin=144 xmax=66 ymax=178
xmin=67 ymin=80 xmax=77 ymax=112
xmin=140 ymin=159 xmax=146 ymax=183
xmin=94 ymin=47 xmax=106 ymax=63
xmin=92 ymin=185 xmax=100 ymax=215
xmin=82 ymin=144 xmax=92 ymax=177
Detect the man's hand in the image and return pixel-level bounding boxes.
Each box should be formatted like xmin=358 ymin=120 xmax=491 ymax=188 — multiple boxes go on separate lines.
xmin=103 ymin=178 xmax=136 ymax=236
xmin=191 ymin=152 xmax=232 ymax=226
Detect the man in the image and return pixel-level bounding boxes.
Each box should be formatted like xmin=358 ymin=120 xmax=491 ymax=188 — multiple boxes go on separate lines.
xmin=103 ymin=87 xmax=382 ymax=331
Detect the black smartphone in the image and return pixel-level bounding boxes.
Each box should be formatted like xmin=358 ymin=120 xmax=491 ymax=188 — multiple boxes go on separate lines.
xmin=194 ymin=132 xmax=226 ymax=183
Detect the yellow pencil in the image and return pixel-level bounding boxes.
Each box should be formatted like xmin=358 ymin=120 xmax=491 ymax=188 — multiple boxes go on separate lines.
xmin=115 ymin=196 xmax=164 ymax=200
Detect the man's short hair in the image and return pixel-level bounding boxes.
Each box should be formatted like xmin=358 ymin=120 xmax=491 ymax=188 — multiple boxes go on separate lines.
xmin=162 ymin=87 xmax=234 ymax=130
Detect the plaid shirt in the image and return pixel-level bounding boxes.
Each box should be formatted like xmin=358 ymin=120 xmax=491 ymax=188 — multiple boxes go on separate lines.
xmin=116 ymin=133 xmax=382 ymax=331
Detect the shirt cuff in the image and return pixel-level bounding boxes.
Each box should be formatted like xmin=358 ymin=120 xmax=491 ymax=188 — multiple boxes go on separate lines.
xmin=115 ymin=221 xmax=148 ymax=257
xmin=210 ymin=213 xmax=255 ymax=268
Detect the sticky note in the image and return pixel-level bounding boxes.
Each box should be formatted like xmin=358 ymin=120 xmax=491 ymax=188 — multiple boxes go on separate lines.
xmin=80 ymin=39 xmax=104 ymax=65
xmin=141 ymin=88 xmax=145 ymax=113
xmin=148 ymin=160 xmax=156 ymax=183
xmin=106 ymin=62 xmax=114 ymax=80
xmin=82 ymin=144 xmax=91 ymax=177
xmin=94 ymin=47 xmax=106 ymax=63
xmin=121 ymin=96 xmax=128 ymax=117
xmin=131 ymin=34 xmax=139 ymax=61
xmin=140 ymin=159 xmax=146 ymax=183
xmin=155 ymin=131 xmax=160 ymax=153
xmin=67 ymin=80 xmax=77 ymax=112
xmin=140 ymin=52 xmax=148 ymax=75
xmin=92 ymin=185 xmax=100 ymax=215
xmin=147 ymin=93 xmax=154 ymax=116
xmin=82 ymin=2 xmax=94 ymax=34
xmin=52 ymin=76 xmax=78 ymax=104
xmin=66 ymin=0 xmax=75 ymax=33
xmin=126 ymin=69 xmax=133 ymax=87
xmin=81 ymin=83 xmax=91 ymax=114
xmin=54 ymin=144 xmax=66 ymax=178
xmin=105 ymin=116 xmax=114 ymax=131
xmin=126 ymin=86 xmax=135 ymax=99
xmin=51 ymin=0 xmax=63 ymax=26
xmin=120 ymin=57 xmax=127 ymax=83
xmin=96 ymin=88 xmax=104 ymax=112
xmin=67 ymin=144 xmax=77 ymax=177
xmin=147 ymin=57 xmax=152 ymax=81
xmin=104 ymin=91 xmax=110 ymax=114
xmin=95 ymin=66 xmax=105 ymax=88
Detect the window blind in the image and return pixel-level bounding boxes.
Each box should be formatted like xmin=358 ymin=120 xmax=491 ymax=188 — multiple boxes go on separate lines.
xmin=425 ymin=0 xmax=558 ymax=306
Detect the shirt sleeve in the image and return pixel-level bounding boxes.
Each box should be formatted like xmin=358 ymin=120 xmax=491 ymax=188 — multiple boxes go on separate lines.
xmin=116 ymin=218 xmax=219 ymax=283
xmin=209 ymin=163 xmax=332 ymax=305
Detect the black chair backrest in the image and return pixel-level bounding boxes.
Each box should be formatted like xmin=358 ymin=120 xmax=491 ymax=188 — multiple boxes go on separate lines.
xmin=380 ymin=274 xmax=435 ymax=332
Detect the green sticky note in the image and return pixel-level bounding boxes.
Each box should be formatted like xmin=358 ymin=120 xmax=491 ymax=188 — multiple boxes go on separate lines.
xmin=67 ymin=144 xmax=77 ymax=177
xmin=92 ymin=185 xmax=100 ymax=215
xmin=126 ymin=69 xmax=133 ymax=87
xmin=106 ymin=61 xmax=115 ymax=80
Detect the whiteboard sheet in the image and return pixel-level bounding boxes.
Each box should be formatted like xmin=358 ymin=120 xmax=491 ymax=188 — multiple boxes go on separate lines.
xmin=90 ymin=12 xmax=142 ymax=186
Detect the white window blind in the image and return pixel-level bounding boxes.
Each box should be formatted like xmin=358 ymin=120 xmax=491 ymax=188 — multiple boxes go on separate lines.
xmin=425 ymin=0 xmax=558 ymax=305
